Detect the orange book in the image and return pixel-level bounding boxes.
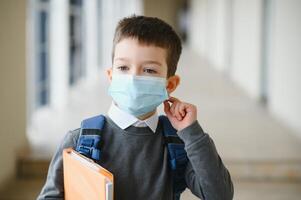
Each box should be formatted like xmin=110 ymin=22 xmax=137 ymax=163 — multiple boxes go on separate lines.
xmin=63 ymin=148 xmax=114 ymax=200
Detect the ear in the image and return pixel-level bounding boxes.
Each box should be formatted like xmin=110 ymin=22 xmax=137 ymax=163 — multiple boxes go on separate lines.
xmin=106 ymin=67 xmax=113 ymax=82
xmin=166 ymin=75 xmax=180 ymax=94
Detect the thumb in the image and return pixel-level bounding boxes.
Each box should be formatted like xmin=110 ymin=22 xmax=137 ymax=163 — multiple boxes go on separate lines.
xmin=163 ymin=100 xmax=173 ymax=119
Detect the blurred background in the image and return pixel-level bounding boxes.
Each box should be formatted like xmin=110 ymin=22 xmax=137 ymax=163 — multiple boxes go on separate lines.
xmin=0 ymin=0 xmax=301 ymax=199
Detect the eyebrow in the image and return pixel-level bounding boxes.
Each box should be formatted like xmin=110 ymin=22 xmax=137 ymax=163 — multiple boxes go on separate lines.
xmin=114 ymin=57 xmax=163 ymax=66
xmin=142 ymin=60 xmax=163 ymax=66
xmin=114 ymin=57 xmax=129 ymax=62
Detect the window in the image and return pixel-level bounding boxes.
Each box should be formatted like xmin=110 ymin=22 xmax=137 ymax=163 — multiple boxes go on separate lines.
xmin=69 ymin=0 xmax=84 ymax=85
xmin=36 ymin=0 xmax=50 ymax=107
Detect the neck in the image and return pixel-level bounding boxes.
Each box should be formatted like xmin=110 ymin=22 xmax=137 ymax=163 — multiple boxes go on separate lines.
xmin=137 ymin=110 xmax=156 ymax=120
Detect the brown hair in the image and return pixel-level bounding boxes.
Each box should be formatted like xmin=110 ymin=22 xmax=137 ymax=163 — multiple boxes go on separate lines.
xmin=112 ymin=15 xmax=182 ymax=77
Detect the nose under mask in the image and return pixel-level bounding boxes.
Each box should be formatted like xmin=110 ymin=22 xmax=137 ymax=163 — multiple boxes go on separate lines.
xmin=108 ymin=74 xmax=169 ymax=117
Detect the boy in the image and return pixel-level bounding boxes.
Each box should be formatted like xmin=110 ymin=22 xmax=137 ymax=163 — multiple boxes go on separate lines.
xmin=38 ymin=15 xmax=233 ymax=200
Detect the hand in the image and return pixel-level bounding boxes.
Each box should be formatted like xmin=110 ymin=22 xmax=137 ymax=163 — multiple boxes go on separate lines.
xmin=163 ymin=97 xmax=197 ymax=131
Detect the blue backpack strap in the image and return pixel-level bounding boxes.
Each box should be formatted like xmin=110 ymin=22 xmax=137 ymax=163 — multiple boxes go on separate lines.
xmin=75 ymin=114 xmax=105 ymax=161
xmin=159 ymin=115 xmax=188 ymax=200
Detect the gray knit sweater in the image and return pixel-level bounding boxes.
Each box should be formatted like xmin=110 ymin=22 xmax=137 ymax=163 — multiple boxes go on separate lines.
xmin=37 ymin=116 xmax=233 ymax=200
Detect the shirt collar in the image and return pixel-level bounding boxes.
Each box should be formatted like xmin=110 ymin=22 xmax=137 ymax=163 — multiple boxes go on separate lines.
xmin=107 ymin=102 xmax=159 ymax=133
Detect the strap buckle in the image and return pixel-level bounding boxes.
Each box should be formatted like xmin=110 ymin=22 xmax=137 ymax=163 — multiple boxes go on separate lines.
xmin=76 ymin=135 xmax=101 ymax=161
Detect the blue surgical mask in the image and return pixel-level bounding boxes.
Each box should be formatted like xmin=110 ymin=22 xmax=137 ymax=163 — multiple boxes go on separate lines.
xmin=108 ymin=74 xmax=169 ymax=117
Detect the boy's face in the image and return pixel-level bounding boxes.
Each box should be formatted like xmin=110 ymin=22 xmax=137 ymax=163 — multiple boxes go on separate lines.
xmin=107 ymin=38 xmax=180 ymax=94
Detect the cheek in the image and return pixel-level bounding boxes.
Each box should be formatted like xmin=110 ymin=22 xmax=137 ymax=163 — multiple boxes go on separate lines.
xmin=112 ymin=68 xmax=124 ymax=75
xmin=162 ymin=66 xmax=168 ymax=77
xmin=155 ymin=67 xmax=168 ymax=78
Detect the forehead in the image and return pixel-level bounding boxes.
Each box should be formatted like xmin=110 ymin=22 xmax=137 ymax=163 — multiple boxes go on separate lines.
xmin=114 ymin=38 xmax=167 ymax=65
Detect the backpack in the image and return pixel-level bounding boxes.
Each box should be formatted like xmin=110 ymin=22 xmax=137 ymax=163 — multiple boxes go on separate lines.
xmin=75 ymin=114 xmax=188 ymax=200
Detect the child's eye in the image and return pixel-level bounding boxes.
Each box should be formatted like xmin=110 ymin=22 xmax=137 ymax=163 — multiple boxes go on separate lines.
xmin=117 ymin=66 xmax=129 ymax=71
xmin=144 ymin=68 xmax=157 ymax=74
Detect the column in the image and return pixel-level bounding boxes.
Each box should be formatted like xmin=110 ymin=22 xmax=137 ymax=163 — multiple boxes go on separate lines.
xmin=49 ymin=0 xmax=69 ymax=109
xmin=83 ymin=0 xmax=99 ymax=82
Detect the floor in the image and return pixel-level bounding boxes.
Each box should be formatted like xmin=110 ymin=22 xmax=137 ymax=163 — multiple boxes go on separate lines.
xmin=0 ymin=178 xmax=300 ymax=200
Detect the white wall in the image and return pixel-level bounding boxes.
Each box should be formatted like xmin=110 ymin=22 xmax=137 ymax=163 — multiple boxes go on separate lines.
xmin=206 ymin=0 xmax=229 ymax=71
xmin=189 ymin=0 xmax=232 ymax=72
xmin=190 ymin=0 xmax=263 ymax=98
xmin=268 ymin=0 xmax=301 ymax=134
xmin=189 ymin=0 xmax=208 ymax=57
xmin=231 ymin=0 xmax=263 ymax=99
xmin=0 ymin=0 xmax=28 ymax=186
xmin=188 ymin=0 xmax=301 ymax=135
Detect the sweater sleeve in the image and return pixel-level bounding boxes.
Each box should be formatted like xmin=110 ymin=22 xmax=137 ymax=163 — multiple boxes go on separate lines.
xmin=177 ymin=121 xmax=234 ymax=200
xmin=36 ymin=129 xmax=80 ymax=200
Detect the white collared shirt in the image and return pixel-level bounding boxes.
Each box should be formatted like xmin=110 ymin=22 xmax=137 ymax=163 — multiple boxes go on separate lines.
xmin=107 ymin=102 xmax=159 ymax=133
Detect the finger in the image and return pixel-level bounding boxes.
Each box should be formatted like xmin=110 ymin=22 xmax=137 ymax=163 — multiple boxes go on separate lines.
xmin=170 ymin=103 xmax=175 ymax=117
xmin=178 ymin=103 xmax=186 ymax=117
xmin=167 ymin=96 xmax=181 ymax=103
xmin=184 ymin=103 xmax=196 ymax=113
xmin=174 ymin=102 xmax=183 ymax=120
xmin=170 ymin=101 xmax=178 ymax=117
xmin=163 ymin=101 xmax=173 ymax=118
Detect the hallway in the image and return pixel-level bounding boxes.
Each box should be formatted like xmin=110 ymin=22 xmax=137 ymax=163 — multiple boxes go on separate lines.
xmin=1 ymin=0 xmax=301 ymax=199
